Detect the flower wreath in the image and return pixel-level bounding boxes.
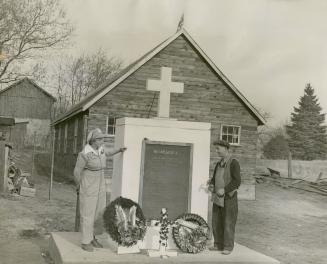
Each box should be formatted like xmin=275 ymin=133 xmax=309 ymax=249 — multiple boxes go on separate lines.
xmin=103 ymin=196 xmax=147 ymax=247
xmin=172 ymin=213 xmax=210 ymax=254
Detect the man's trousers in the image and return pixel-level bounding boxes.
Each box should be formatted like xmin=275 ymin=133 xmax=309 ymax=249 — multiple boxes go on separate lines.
xmin=212 ymin=193 xmax=238 ymax=251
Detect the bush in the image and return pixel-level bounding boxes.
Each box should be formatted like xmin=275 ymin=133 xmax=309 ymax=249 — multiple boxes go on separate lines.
xmin=263 ymin=135 xmax=290 ymax=160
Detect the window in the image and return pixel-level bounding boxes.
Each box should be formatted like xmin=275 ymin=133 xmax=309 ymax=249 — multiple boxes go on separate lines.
xmin=73 ymin=119 xmax=79 ymax=154
xmin=220 ymin=125 xmax=241 ymax=145
xmin=106 ymin=116 xmax=117 ymax=136
xmin=57 ymin=126 xmax=61 ymax=153
xmin=64 ymin=123 xmax=68 ymax=153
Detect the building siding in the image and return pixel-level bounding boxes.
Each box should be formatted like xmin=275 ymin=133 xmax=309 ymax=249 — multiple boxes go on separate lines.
xmin=0 ymin=79 xmax=54 ymax=119
xmin=54 ymin=113 xmax=85 ymax=181
xmin=54 ymin=35 xmax=259 ymax=186
xmin=88 ymin=35 xmax=258 ymax=182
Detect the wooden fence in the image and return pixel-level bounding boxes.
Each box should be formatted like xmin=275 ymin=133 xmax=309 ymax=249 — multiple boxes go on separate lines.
xmin=257 ymin=159 xmax=327 ymax=182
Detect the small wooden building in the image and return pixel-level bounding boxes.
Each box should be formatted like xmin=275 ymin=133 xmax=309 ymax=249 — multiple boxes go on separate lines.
xmin=0 ymin=78 xmax=56 ymax=147
xmin=52 ymin=29 xmax=265 ymax=192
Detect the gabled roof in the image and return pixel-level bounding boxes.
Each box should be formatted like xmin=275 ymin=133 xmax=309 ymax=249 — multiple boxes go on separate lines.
xmin=0 ymin=78 xmax=56 ymax=101
xmin=52 ymin=28 xmax=265 ymax=126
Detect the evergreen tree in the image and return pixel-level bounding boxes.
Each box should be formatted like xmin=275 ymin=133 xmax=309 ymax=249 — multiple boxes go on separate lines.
xmin=286 ymin=83 xmax=327 ymax=160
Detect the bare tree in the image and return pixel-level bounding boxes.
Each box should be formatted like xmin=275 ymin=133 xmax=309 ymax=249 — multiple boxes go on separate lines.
xmin=85 ymin=49 xmax=123 ymax=94
xmin=0 ymin=0 xmax=73 ymax=84
xmin=46 ymin=49 xmax=122 ymax=117
xmin=256 ymin=108 xmax=272 ymax=148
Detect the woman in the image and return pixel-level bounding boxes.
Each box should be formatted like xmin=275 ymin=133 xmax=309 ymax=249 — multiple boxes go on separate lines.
xmin=74 ymin=128 xmax=126 ymax=252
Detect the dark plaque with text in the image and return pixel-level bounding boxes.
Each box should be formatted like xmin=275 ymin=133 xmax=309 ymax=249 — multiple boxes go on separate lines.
xmin=140 ymin=141 xmax=192 ymax=220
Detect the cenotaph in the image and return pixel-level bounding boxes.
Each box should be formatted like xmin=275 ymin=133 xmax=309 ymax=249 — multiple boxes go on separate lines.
xmin=111 ymin=67 xmax=211 ymax=222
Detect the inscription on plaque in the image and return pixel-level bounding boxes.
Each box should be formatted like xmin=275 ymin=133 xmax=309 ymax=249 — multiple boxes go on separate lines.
xmin=140 ymin=141 xmax=192 ymax=220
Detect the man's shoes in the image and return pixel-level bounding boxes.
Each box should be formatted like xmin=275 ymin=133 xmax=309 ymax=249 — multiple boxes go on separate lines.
xmin=222 ymin=249 xmax=232 ymax=255
xmin=208 ymin=246 xmax=223 ymax=251
xmin=81 ymin=243 xmax=94 ymax=252
xmin=91 ymin=237 xmax=103 ymax=248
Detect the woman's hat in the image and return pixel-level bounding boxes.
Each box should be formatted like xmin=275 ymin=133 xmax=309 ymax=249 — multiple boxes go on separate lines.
xmin=87 ymin=128 xmax=110 ymax=143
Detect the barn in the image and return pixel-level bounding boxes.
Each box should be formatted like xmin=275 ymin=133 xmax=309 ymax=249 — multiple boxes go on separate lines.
xmin=52 ymin=29 xmax=265 ymax=197
xmin=0 ymin=78 xmax=56 ymax=148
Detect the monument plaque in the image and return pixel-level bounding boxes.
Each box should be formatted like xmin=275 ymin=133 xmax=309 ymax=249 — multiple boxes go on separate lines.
xmin=139 ymin=141 xmax=192 ymax=220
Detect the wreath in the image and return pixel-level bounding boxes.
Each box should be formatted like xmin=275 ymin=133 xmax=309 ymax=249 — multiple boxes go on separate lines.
xmin=172 ymin=213 xmax=209 ymax=254
xmin=103 ymin=196 xmax=147 ymax=247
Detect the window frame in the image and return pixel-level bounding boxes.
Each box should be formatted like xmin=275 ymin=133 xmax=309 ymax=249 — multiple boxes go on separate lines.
xmin=220 ymin=124 xmax=241 ymax=146
xmin=64 ymin=123 xmax=68 ymax=153
xmin=73 ymin=119 xmax=79 ymax=154
xmin=57 ymin=126 xmax=61 ymax=153
xmin=106 ymin=116 xmax=117 ymax=137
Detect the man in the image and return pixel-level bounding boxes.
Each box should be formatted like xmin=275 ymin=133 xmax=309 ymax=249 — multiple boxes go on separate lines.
xmin=208 ymin=139 xmax=241 ymax=255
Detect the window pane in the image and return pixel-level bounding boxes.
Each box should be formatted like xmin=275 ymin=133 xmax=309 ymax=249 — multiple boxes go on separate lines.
xmin=222 ymin=135 xmax=227 ymax=141
xmin=228 ymin=126 xmax=233 ymax=134
xmin=108 ymin=126 xmax=114 ymax=135
xmin=108 ymin=117 xmax=115 ymax=125
xmin=223 ymin=126 xmax=228 ymax=134
xmin=227 ymin=135 xmax=233 ymax=143
xmin=234 ymin=127 xmax=239 ymax=134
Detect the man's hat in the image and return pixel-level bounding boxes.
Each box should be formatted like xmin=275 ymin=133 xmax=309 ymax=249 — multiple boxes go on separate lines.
xmin=213 ymin=139 xmax=230 ymax=149
xmin=87 ymin=128 xmax=110 ymax=143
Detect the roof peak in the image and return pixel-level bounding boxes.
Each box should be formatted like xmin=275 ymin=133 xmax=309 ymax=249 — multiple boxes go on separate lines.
xmin=52 ymin=29 xmax=265 ymax=126
xmin=0 ymin=77 xmax=56 ymax=101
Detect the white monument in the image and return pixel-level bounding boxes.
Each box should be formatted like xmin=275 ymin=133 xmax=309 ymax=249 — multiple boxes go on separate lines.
xmin=112 ymin=66 xmax=211 ymax=221
xmin=110 ymin=66 xmax=211 ymax=255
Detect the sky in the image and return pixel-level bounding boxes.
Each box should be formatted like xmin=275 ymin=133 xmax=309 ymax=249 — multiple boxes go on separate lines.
xmin=61 ymin=0 xmax=327 ymax=126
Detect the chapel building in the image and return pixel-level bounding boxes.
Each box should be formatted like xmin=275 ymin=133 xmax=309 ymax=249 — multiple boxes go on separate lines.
xmin=52 ymin=29 xmax=265 ymax=197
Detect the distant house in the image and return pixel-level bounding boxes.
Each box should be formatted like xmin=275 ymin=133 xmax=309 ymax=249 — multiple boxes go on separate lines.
xmin=0 ymin=78 xmax=56 ymax=147
xmin=52 ymin=29 xmax=265 ymax=193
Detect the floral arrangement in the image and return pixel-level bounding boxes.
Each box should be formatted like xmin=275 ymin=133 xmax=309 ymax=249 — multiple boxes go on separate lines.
xmin=158 ymin=208 xmax=169 ymax=250
xmin=172 ymin=213 xmax=209 ymax=253
xmin=103 ymin=196 xmax=147 ymax=247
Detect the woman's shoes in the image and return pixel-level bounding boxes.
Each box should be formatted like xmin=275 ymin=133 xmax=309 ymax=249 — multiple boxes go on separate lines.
xmin=81 ymin=237 xmax=103 ymax=251
xmin=91 ymin=237 xmax=103 ymax=248
xmin=81 ymin=243 xmax=93 ymax=252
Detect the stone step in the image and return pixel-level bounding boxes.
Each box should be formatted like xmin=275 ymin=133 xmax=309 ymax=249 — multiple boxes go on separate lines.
xmin=49 ymin=232 xmax=280 ymax=264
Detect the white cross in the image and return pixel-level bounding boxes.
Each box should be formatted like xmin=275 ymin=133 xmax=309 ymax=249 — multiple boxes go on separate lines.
xmin=146 ymin=67 xmax=184 ymax=118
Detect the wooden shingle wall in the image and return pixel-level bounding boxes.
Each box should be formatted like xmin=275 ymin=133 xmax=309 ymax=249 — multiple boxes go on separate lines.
xmin=86 ymin=35 xmax=259 ymax=183
xmin=54 ymin=114 xmax=85 ymax=181
xmin=0 ymin=79 xmax=54 ymax=119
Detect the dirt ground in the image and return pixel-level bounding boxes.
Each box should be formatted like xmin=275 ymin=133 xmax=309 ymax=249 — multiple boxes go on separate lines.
xmin=0 ymin=174 xmax=326 ymax=264
xmin=237 ymin=183 xmax=327 ymax=264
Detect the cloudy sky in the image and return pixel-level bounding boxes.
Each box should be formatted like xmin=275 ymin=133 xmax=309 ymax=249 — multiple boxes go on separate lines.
xmin=62 ymin=0 xmax=327 ymax=126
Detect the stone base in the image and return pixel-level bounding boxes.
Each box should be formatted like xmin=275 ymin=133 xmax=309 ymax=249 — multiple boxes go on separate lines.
xmin=49 ymin=232 xmax=280 ymax=264
xmin=106 ymin=233 xmax=140 ymax=254
xmin=147 ymin=249 xmax=178 ymax=257
xmin=141 ymin=225 xmax=177 ymax=250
